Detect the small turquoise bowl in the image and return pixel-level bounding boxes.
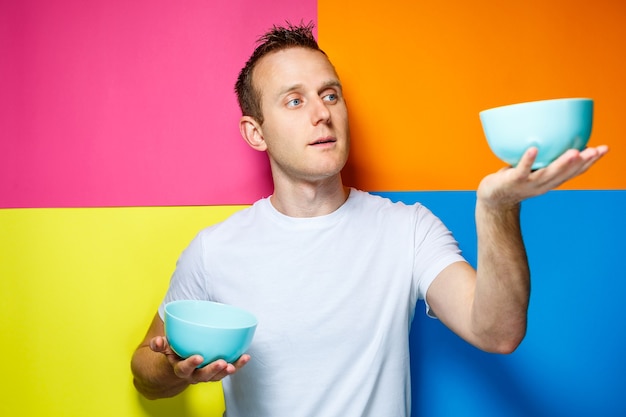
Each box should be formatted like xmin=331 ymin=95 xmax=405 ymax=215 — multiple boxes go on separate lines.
xmin=164 ymin=300 xmax=258 ymax=367
xmin=479 ymin=98 xmax=593 ymax=169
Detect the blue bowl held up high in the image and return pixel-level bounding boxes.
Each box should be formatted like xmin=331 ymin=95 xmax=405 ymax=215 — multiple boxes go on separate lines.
xmin=479 ymin=98 xmax=594 ymax=170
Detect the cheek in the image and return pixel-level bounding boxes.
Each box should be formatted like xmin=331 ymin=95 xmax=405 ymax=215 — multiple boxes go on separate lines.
xmin=265 ymin=117 xmax=301 ymax=142
xmin=260 ymin=121 xmax=296 ymax=155
xmin=332 ymin=106 xmax=350 ymax=129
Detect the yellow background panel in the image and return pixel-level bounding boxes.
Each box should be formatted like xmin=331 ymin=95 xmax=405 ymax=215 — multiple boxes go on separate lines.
xmin=322 ymin=0 xmax=625 ymax=191
xmin=0 ymin=206 xmax=247 ymax=416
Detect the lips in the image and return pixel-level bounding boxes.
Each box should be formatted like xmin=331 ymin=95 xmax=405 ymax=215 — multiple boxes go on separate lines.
xmin=310 ymin=137 xmax=336 ymax=145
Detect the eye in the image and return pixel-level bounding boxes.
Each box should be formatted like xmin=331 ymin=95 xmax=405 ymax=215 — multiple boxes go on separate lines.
xmin=322 ymin=92 xmax=338 ymax=103
xmin=286 ymin=97 xmax=302 ymax=108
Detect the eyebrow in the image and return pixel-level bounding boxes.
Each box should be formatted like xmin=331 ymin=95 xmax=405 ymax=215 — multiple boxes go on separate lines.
xmin=277 ymin=79 xmax=343 ymax=97
xmin=320 ymin=79 xmax=343 ymax=91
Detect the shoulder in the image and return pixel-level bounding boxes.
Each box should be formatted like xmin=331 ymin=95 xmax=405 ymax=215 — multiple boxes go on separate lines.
xmin=348 ymin=188 xmax=426 ymax=219
xmin=349 ymin=190 xmax=455 ymax=246
xmin=179 ymin=199 xmax=270 ymax=253
xmin=199 ymin=198 xmax=268 ymax=232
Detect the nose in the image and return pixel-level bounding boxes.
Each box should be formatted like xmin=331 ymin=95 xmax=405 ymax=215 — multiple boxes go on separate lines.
xmin=311 ymin=96 xmax=331 ymax=125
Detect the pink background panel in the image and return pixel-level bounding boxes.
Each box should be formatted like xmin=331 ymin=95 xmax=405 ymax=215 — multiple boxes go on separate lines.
xmin=0 ymin=0 xmax=316 ymax=208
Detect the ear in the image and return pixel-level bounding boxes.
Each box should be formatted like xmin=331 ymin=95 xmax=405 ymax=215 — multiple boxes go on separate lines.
xmin=239 ymin=116 xmax=267 ymax=152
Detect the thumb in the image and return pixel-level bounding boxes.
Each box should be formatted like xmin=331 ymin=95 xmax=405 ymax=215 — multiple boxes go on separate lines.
xmin=516 ymin=147 xmax=538 ymax=172
xmin=149 ymin=336 xmax=170 ymax=353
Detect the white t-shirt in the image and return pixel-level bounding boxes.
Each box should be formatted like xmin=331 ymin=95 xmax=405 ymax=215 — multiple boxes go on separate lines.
xmin=158 ymin=189 xmax=466 ymax=417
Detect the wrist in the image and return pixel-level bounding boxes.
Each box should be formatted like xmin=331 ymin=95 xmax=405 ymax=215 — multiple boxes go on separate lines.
xmin=476 ymin=197 xmax=521 ymax=216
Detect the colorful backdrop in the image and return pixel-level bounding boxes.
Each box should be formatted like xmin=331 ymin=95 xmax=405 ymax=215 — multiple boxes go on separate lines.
xmin=1 ymin=0 xmax=624 ymax=416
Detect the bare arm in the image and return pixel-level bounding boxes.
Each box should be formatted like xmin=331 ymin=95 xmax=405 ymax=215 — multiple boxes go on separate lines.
xmin=427 ymin=145 xmax=608 ymax=353
xmin=131 ymin=312 xmax=250 ymax=399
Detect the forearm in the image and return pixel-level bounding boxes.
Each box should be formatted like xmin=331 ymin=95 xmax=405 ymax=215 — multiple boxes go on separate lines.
xmin=472 ymin=199 xmax=530 ymax=353
xmin=131 ymin=345 xmax=191 ymax=400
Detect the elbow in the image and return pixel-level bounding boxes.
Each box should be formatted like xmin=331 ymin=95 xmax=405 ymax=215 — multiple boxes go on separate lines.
xmin=489 ymin=337 xmax=523 ymax=354
xmin=133 ymin=378 xmax=160 ymax=401
xmin=473 ymin=322 xmax=527 ymax=354
xmin=483 ymin=329 xmax=526 ymax=354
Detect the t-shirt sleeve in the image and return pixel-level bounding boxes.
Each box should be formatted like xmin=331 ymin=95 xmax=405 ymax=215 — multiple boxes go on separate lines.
xmin=157 ymin=232 xmax=209 ymax=320
xmin=412 ymin=204 xmax=467 ymax=318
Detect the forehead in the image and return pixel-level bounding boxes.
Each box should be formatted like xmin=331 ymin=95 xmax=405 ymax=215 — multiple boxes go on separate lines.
xmin=252 ymin=47 xmax=339 ymax=95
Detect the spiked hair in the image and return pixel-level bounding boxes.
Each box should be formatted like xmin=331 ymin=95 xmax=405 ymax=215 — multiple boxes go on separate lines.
xmin=234 ymin=22 xmax=325 ymax=124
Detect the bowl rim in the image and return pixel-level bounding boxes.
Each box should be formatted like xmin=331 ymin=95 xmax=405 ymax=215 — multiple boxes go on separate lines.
xmin=165 ymin=299 xmax=258 ymax=329
xmin=479 ymin=97 xmax=593 ymax=115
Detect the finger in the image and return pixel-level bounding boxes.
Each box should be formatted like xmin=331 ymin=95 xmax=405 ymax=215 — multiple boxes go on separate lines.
xmin=580 ymin=145 xmax=609 ymax=164
xmin=536 ymin=147 xmax=580 ymax=174
xmin=196 ymin=355 xmax=251 ymax=382
xmin=232 ymin=354 xmax=251 ymax=370
xmin=194 ymin=359 xmax=231 ymax=382
xmin=534 ymin=146 xmax=604 ymax=191
xmin=212 ymin=355 xmax=251 ymax=380
xmin=207 ymin=363 xmax=236 ymax=382
xmin=173 ymin=355 xmax=206 ymax=379
xmin=551 ymin=145 xmax=607 ymax=172
xmin=537 ymin=149 xmax=584 ymax=189
xmin=595 ymin=144 xmax=610 ymax=156
xmin=550 ymin=148 xmax=580 ymax=169
xmin=515 ymin=147 xmax=539 ymax=173
xmin=558 ymin=146 xmax=605 ymax=174
xmin=575 ymin=145 xmax=609 ymax=176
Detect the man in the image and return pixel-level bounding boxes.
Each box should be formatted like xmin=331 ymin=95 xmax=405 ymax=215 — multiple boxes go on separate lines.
xmin=131 ymin=22 xmax=608 ymax=416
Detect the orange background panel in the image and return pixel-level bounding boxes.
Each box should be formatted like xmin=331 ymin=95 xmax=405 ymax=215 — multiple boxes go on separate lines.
xmin=320 ymin=0 xmax=625 ymax=191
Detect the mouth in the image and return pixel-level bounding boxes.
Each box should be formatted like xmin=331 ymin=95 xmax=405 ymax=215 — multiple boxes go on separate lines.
xmin=310 ymin=137 xmax=337 ymax=146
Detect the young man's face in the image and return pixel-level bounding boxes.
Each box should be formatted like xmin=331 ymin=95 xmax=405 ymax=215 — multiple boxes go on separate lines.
xmin=251 ymin=47 xmax=350 ymax=184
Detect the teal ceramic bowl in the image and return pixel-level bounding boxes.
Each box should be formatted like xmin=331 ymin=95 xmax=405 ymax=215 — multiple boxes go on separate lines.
xmin=164 ymin=300 xmax=258 ymax=367
xmin=479 ymin=98 xmax=593 ymax=169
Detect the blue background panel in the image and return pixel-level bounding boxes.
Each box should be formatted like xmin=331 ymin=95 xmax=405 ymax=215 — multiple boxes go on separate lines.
xmin=376 ymin=190 xmax=626 ymax=417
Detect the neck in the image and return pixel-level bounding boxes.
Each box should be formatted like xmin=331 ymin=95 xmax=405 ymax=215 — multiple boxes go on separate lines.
xmin=269 ymin=175 xmax=350 ymax=218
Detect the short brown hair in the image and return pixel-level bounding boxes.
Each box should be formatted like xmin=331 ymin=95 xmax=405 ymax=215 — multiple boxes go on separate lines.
xmin=234 ymin=22 xmax=325 ymax=124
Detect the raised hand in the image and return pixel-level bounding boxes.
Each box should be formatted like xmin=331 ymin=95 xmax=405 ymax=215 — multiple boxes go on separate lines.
xmin=477 ymin=145 xmax=609 ymax=209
